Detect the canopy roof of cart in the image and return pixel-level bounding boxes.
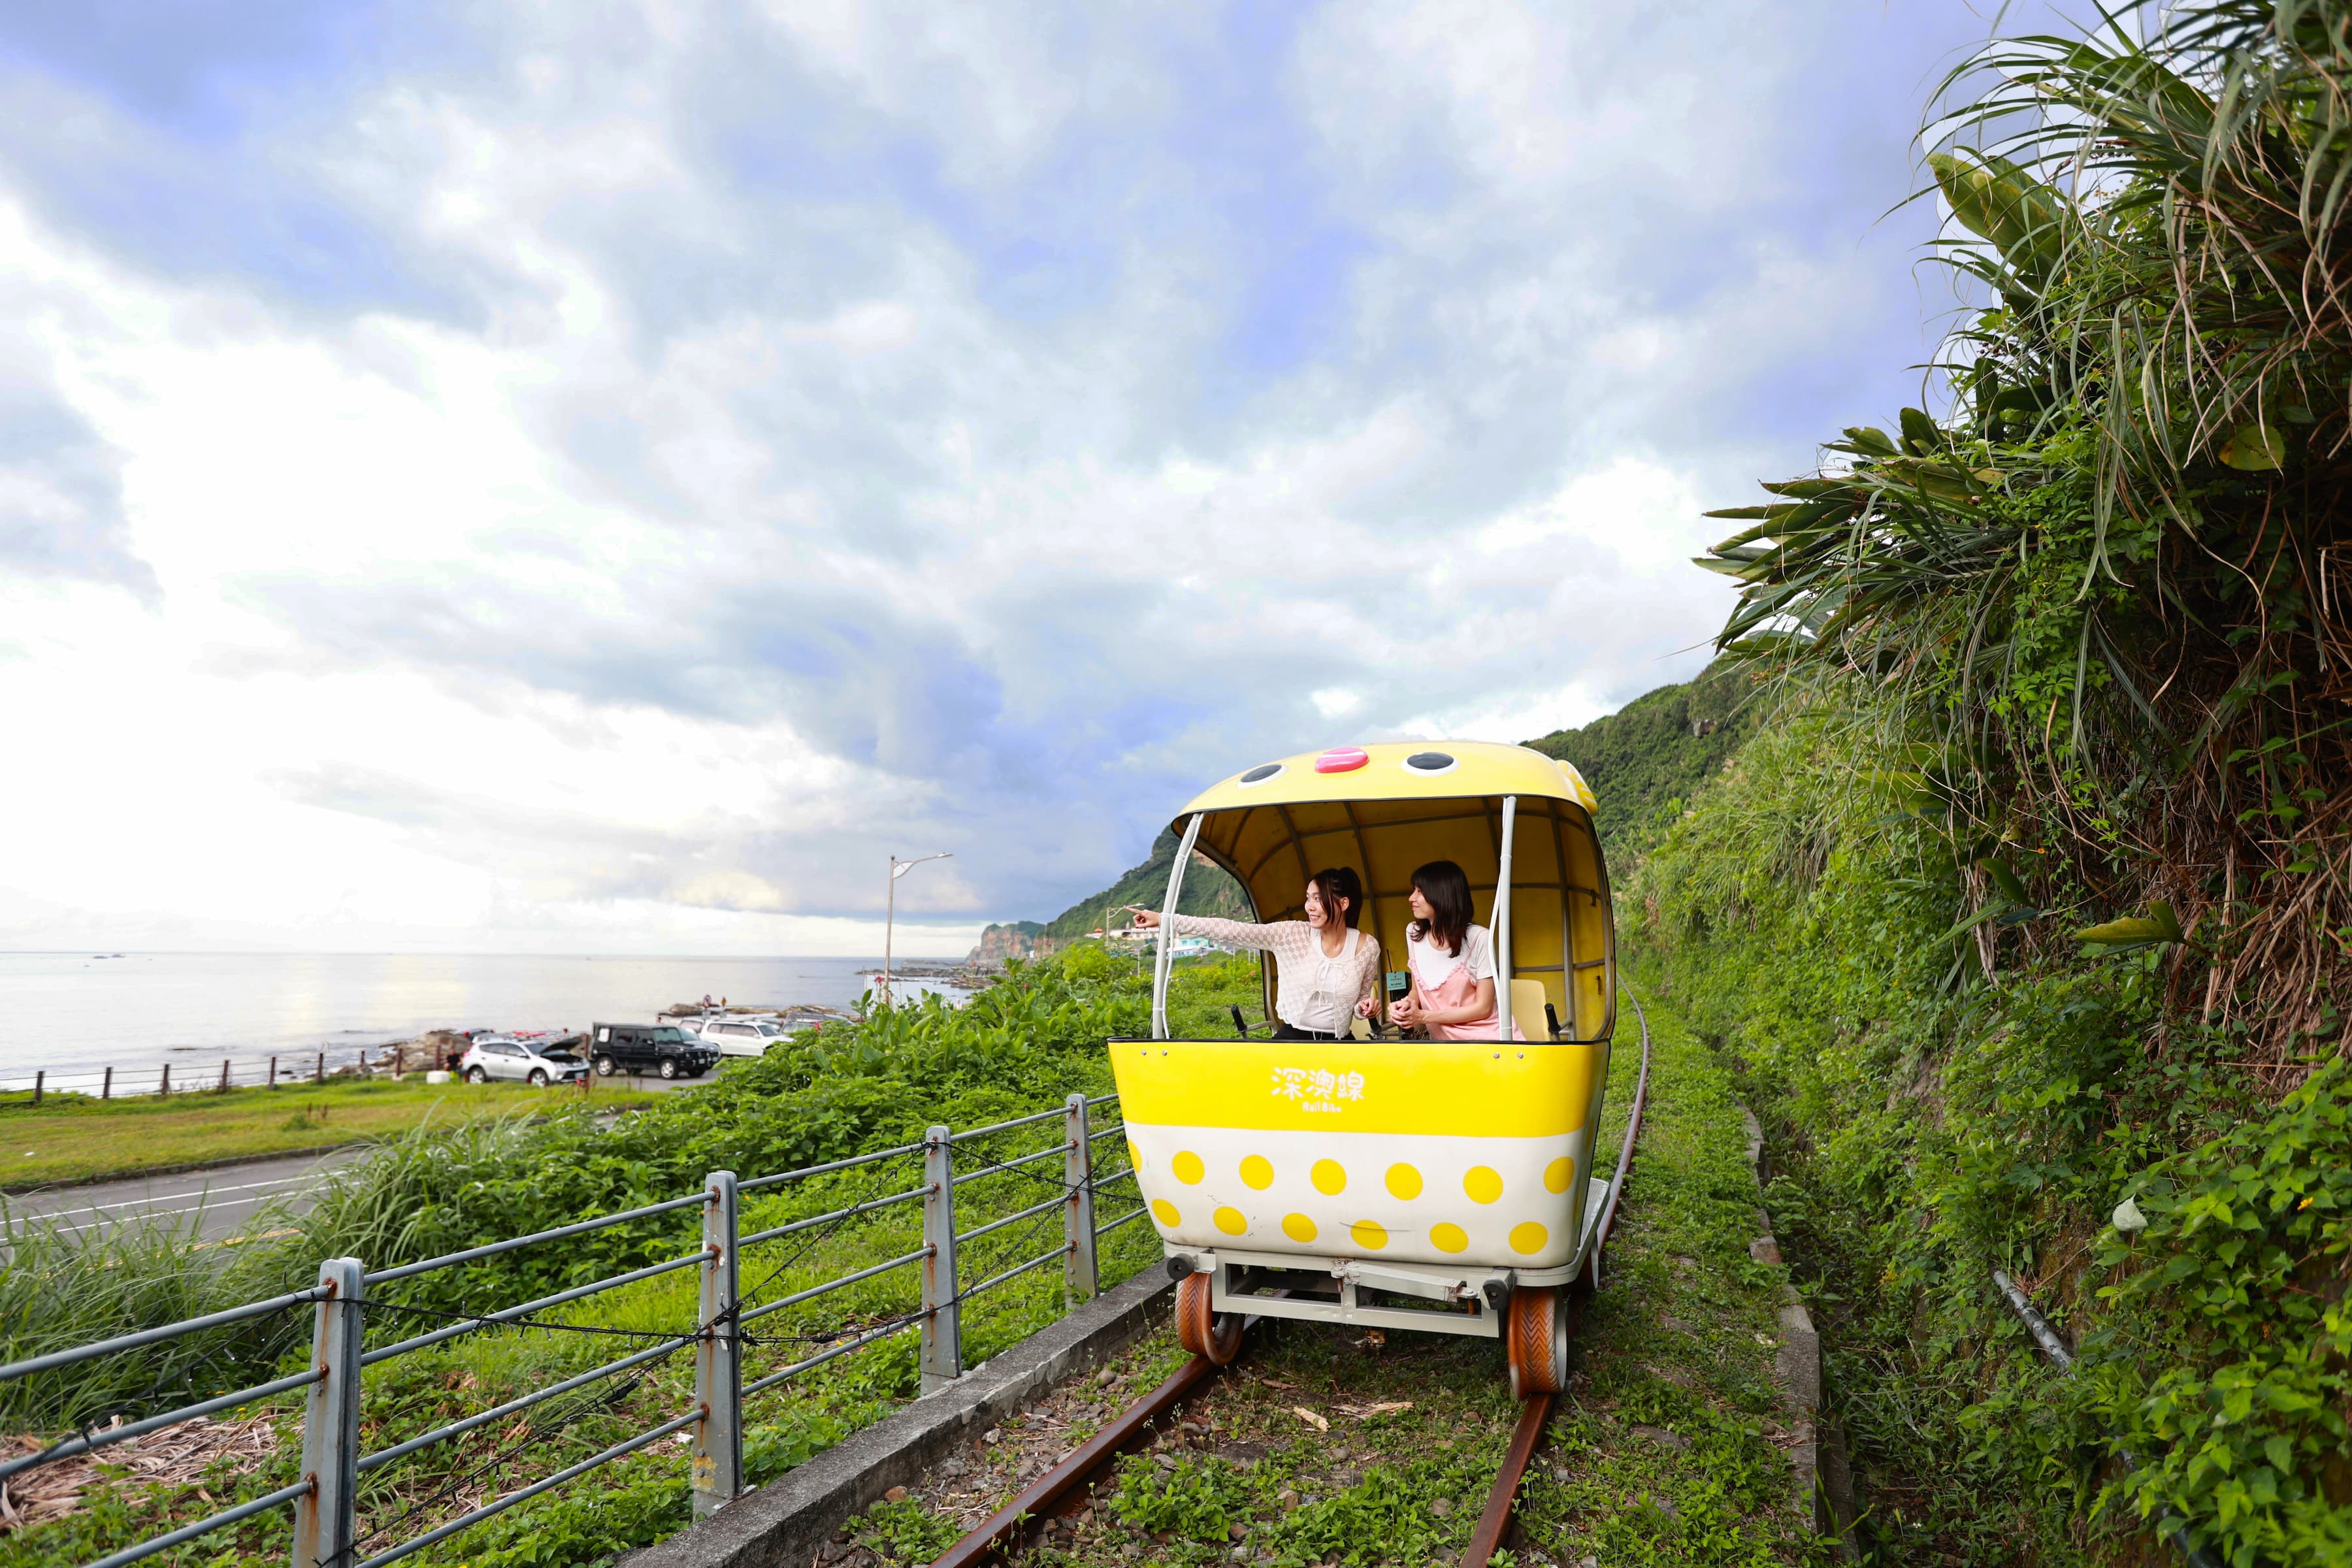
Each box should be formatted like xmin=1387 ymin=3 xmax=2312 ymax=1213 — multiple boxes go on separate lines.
xmin=1173 ymin=741 xmax=1597 ymax=820
xmin=1162 ymin=742 xmax=1614 ymax=1041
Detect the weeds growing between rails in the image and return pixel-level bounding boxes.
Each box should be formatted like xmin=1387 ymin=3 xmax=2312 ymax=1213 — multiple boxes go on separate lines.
xmin=0 ymin=947 xmax=1261 ymax=1567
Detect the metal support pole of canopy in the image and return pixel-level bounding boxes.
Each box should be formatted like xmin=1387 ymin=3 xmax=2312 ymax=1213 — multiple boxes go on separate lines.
xmin=1494 ymin=796 xmax=1517 ymax=1041
xmin=1151 ymin=813 xmax=1204 ymax=1040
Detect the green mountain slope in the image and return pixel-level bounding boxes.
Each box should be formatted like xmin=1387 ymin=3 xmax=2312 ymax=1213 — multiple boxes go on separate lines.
xmin=1521 ymin=659 xmax=1755 ymax=860
xmin=1042 ymin=827 xmax=1249 ymax=939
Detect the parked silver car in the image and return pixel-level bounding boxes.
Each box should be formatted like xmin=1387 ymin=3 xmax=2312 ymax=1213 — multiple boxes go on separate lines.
xmin=459 ymin=1035 xmax=589 ymax=1086
xmin=691 ymin=1017 xmax=791 ymax=1057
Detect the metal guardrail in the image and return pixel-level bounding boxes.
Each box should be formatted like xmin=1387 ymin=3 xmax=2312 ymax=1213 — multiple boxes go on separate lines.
xmin=0 ymin=1090 xmax=1132 ymax=1567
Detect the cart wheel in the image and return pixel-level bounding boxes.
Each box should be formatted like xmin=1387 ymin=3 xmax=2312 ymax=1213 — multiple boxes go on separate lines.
xmin=1174 ymin=1272 xmax=1241 ymax=1365
xmin=1506 ymin=1284 xmax=1570 ymax=1400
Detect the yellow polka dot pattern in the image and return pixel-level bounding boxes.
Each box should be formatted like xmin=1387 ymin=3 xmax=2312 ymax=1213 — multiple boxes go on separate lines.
xmin=1125 ymin=1129 xmax=1586 ymax=1266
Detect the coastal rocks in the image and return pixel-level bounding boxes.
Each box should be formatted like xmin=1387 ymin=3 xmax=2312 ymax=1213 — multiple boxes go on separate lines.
xmin=966 ymin=923 xmax=1060 ymax=966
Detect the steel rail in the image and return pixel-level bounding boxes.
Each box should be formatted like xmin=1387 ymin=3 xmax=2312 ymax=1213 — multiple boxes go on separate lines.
xmin=928 ymin=1345 xmax=1231 ymax=1567
xmin=362 ymin=1192 xmax=710 ymax=1286
xmin=926 ymin=1033 xmax=1659 ymax=1568
xmin=361 ymin=1248 xmax=708 ymax=1365
xmin=0 ymin=1364 xmax=325 ymax=1484
xmin=1583 ymin=981 xmax=1653 ymax=1290
xmin=1462 ymin=1392 xmax=1561 ymax=1567
xmin=1457 ymin=981 xmax=1653 ymax=1568
xmin=0 ymin=1284 xmax=331 ymax=1383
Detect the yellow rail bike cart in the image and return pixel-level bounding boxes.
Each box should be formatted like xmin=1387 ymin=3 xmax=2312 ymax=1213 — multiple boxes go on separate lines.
xmin=1108 ymin=742 xmax=1615 ymax=1396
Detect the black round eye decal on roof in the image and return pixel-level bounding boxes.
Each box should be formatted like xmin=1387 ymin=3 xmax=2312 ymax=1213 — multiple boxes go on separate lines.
xmin=1237 ymin=763 xmax=1284 ymax=786
xmin=1403 ymin=751 xmax=1458 ymax=775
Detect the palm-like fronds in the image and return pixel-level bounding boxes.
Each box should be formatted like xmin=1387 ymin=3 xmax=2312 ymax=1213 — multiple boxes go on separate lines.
xmin=1704 ymin=1 xmax=2352 ymax=1045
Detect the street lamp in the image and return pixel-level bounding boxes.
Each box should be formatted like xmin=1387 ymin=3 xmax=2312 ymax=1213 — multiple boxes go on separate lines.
xmin=879 ymin=853 xmax=953 ymax=1007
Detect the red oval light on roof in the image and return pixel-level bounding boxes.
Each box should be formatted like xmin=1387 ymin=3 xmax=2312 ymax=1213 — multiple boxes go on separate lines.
xmin=1315 ymin=747 xmax=1369 ymax=774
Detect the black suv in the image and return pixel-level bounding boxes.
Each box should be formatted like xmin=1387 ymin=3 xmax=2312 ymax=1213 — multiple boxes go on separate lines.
xmin=588 ymin=1023 xmax=721 ymax=1081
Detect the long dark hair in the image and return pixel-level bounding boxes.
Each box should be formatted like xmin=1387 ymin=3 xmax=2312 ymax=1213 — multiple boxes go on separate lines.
xmin=1306 ymin=866 xmax=1363 ymax=929
xmin=1407 ymin=860 xmax=1472 ymax=956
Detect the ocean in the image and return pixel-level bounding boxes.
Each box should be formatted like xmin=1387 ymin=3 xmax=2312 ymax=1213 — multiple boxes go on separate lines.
xmin=0 ymin=952 xmax=966 ymax=1091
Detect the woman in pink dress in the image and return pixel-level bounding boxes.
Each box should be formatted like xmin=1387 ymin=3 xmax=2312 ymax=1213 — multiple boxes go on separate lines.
xmin=1389 ymin=859 xmax=1523 ymax=1041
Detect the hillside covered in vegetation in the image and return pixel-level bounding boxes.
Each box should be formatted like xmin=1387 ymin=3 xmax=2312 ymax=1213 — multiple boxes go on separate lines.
xmin=1025 ymin=828 xmax=1250 ymax=944
xmin=1523 ymin=659 xmax=1756 ymax=859
xmin=1627 ymin=7 xmax=2352 ymax=1561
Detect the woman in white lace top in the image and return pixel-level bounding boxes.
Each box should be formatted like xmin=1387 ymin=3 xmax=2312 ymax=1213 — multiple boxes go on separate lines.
xmin=1124 ymin=868 xmax=1382 ymax=1039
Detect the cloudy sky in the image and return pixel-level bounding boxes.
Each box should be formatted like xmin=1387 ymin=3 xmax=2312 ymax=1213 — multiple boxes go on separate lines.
xmin=0 ymin=1 xmax=2058 ymax=956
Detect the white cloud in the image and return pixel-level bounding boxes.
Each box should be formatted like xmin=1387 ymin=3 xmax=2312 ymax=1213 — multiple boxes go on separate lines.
xmin=0 ymin=0 xmax=1975 ymax=953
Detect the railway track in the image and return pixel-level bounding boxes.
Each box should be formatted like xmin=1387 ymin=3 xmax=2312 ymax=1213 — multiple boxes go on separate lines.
xmin=927 ymin=988 xmax=1654 ymax=1568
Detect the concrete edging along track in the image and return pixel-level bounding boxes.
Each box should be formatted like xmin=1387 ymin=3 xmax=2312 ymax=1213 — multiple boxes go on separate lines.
xmin=1742 ymin=1104 xmax=1857 ymax=1550
xmin=620 ymin=1269 xmax=1177 ymax=1568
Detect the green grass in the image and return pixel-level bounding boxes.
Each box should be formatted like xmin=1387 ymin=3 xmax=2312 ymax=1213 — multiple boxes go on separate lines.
xmin=858 ymin=990 xmax=1825 ymax=1568
xmin=0 ymin=1073 xmax=665 ymax=1188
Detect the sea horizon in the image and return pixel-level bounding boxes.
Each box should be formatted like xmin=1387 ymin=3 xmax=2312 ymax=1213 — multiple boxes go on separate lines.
xmin=0 ymin=951 xmax=975 ymax=1089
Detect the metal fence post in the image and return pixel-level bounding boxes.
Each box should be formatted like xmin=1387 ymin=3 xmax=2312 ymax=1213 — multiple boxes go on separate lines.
xmin=293 ymin=1257 xmax=363 ymax=1568
xmin=1064 ymin=1093 xmax=1096 ymax=1307
xmin=693 ymin=1169 xmax=741 ymax=1518
xmin=920 ymin=1125 xmax=960 ymax=1393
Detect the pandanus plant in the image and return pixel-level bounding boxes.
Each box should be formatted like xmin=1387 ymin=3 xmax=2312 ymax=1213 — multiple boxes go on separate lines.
xmin=1700 ymin=1 xmax=2352 ymax=1039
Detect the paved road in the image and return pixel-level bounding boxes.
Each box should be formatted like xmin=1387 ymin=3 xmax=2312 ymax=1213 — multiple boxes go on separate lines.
xmin=1 ymin=1062 xmax=736 ymax=1247
xmin=3 ymin=1148 xmax=368 ymax=1243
